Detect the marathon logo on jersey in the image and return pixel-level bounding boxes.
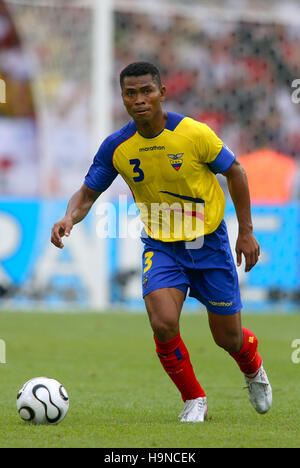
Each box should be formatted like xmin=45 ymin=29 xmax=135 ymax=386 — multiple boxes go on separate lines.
xmin=168 ymin=153 xmax=184 ymax=171
xmin=139 ymin=145 xmax=165 ymax=152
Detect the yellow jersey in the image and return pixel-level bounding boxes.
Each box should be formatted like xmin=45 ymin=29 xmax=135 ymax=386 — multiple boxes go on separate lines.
xmin=85 ymin=112 xmax=236 ymax=241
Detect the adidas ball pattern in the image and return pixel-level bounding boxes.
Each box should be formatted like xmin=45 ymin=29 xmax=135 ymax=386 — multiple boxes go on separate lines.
xmin=17 ymin=377 xmax=69 ymax=425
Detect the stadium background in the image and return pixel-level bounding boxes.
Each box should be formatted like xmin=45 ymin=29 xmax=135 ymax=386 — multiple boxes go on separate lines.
xmin=0 ymin=0 xmax=299 ymax=313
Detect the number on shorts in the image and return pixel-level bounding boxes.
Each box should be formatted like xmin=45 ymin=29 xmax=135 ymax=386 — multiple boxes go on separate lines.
xmin=143 ymin=251 xmax=154 ymax=273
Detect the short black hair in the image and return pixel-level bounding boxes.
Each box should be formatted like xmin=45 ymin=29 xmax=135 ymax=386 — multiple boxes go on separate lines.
xmin=120 ymin=61 xmax=162 ymax=88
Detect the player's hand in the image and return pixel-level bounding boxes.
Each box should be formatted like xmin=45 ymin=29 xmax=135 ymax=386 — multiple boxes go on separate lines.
xmin=235 ymin=232 xmax=260 ymax=272
xmin=51 ymin=217 xmax=73 ymax=249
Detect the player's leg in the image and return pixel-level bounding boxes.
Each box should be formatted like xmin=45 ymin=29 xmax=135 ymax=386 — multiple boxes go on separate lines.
xmin=144 ymin=287 xmax=207 ymax=422
xmin=141 ymin=240 xmax=208 ymax=421
xmin=188 ymin=260 xmax=272 ymax=414
xmin=145 ymin=287 xmax=206 ymax=401
xmin=145 ymin=286 xmax=183 ymax=342
xmin=207 ymin=309 xmax=272 ymax=414
xmin=186 ymin=220 xmax=271 ymax=414
xmin=207 ymin=309 xmax=261 ymax=372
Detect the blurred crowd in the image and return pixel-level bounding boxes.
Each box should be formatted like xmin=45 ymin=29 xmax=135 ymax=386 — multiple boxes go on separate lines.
xmin=0 ymin=0 xmax=93 ymax=196
xmin=0 ymin=2 xmax=300 ymax=198
xmin=114 ymin=12 xmax=300 ymax=159
xmin=0 ymin=1 xmax=39 ymax=195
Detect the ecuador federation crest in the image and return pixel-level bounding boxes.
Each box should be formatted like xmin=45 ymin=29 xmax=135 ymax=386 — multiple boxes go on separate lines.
xmin=168 ymin=153 xmax=184 ymax=171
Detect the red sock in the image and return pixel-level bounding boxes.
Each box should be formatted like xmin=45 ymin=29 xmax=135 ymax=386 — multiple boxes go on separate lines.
xmin=230 ymin=327 xmax=262 ymax=376
xmin=154 ymin=333 xmax=205 ymax=402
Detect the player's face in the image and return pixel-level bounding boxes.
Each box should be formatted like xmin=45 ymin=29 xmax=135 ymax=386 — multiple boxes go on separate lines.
xmin=121 ymin=74 xmax=166 ymax=123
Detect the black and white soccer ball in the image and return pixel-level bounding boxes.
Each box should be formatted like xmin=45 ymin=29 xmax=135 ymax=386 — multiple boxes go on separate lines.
xmin=16 ymin=377 xmax=69 ymax=425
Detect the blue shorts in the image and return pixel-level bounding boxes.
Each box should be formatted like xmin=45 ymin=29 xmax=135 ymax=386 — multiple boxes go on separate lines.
xmin=141 ymin=220 xmax=242 ymax=315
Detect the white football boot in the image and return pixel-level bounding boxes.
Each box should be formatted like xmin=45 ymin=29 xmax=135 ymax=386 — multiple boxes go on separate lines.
xmin=244 ymin=365 xmax=272 ymax=414
xmin=179 ymin=397 xmax=208 ymax=422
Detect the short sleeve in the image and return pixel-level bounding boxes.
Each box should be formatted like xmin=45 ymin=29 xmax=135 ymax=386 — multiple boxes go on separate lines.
xmin=193 ymin=122 xmax=236 ymax=174
xmin=196 ymin=123 xmax=224 ymax=164
xmin=84 ymin=137 xmax=119 ymax=192
xmin=207 ymin=143 xmax=236 ymax=174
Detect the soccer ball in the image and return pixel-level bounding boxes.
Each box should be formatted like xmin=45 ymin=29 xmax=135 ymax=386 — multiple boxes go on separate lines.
xmin=16 ymin=377 xmax=69 ymax=425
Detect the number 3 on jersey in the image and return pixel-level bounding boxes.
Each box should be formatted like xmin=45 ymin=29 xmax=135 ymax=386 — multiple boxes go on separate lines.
xmin=143 ymin=251 xmax=154 ymax=273
xmin=129 ymin=158 xmax=144 ymax=182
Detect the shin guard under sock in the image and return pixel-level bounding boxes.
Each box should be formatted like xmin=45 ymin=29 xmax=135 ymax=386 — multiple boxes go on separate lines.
xmin=154 ymin=333 xmax=205 ymax=401
xmin=230 ymin=327 xmax=262 ymax=377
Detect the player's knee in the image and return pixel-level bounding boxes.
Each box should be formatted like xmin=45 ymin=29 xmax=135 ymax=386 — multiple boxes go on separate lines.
xmin=150 ymin=316 xmax=179 ymax=342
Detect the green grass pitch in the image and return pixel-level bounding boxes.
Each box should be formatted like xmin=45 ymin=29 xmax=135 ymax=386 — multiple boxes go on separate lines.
xmin=1 ymin=310 xmax=300 ymax=448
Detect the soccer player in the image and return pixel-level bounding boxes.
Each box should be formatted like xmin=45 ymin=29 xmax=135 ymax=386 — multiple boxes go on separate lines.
xmin=51 ymin=62 xmax=272 ymax=422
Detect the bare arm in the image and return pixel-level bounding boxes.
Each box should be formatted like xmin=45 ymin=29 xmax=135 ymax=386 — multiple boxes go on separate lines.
xmin=51 ymin=184 xmax=101 ymax=248
xmin=223 ymin=160 xmax=260 ymax=272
